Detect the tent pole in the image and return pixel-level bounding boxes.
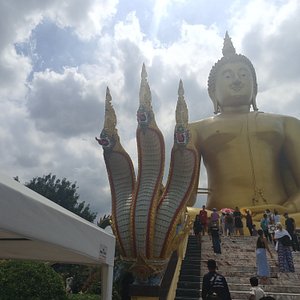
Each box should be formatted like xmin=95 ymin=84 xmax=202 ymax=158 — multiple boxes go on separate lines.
xmin=101 ymin=264 xmax=113 ymax=300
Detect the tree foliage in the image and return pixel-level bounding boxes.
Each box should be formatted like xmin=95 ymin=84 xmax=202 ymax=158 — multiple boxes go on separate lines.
xmin=25 ymin=173 xmax=96 ymax=222
xmin=0 ymin=260 xmax=67 ymax=300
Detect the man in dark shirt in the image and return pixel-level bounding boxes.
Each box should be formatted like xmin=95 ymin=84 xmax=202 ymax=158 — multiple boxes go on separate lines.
xmin=209 ymin=221 xmax=221 ymax=254
xmin=233 ymin=206 xmax=244 ymax=236
xmin=202 ymin=259 xmax=231 ymax=300
xmin=284 ymin=212 xmax=300 ymax=251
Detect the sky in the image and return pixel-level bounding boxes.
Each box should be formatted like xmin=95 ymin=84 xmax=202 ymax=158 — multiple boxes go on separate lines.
xmin=1 ymin=0 xmax=300 ymax=220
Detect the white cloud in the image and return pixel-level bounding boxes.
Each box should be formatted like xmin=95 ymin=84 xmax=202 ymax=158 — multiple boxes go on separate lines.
xmin=47 ymin=0 xmax=119 ymax=40
xmin=27 ymin=68 xmax=103 ymax=137
xmin=1 ymin=0 xmax=300 ymax=217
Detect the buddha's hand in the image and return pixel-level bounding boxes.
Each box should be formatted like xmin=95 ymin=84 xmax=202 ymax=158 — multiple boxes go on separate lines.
xmin=282 ymin=192 xmax=300 ymax=214
xmin=240 ymin=204 xmax=288 ymax=221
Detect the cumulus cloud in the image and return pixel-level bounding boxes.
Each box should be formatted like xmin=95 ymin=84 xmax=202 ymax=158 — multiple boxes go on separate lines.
xmin=1 ymin=0 xmax=300 ymax=216
xmin=27 ymin=68 xmax=103 ymax=137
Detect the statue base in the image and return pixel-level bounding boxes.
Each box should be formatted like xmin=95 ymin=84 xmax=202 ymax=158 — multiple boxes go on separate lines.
xmin=129 ymin=251 xmax=178 ymax=300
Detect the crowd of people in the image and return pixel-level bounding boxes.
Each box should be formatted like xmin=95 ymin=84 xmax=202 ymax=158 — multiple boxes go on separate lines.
xmin=194 ymin=205 xmax=299 ymax=299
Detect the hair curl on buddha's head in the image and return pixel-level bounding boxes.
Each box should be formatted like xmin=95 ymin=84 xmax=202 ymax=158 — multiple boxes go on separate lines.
xmin=208 ymin=32 xmax=258 ymax=114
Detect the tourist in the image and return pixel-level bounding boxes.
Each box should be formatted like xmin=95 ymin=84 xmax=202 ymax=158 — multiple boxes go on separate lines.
xmin=224 ymin=213 xmax=234 ymax=237
xmin=260 ymin=214 xmax=272 ymax=243
xmin=211 ymin=208 xmax=220 ymax=224
xmin=273 ymin=210 xmax=280 ymax=224
xmin=193 ymin=215 xmax=202 ymax=245
xmin=252 ymin=224 xmax=258 ymax=236
xmin=199 ymin=205 xmax=208 ymax=235
xmin=283 ymin=212 xmax=300 ymax=251
xmin=209 ymin=221 xmax=221 ymax=254
xmin=248 ymin=276 xmax=266 ymax=300
xmin=268 ymin=219 xmax=276 ymax=245
xmin=274 ymin=223 xmax=294 ymax=272
xmin=220 ymin=212 xmax=226 ymax=236
xmin=256 ymin=229 xmax=273 ymax=284
xmin=233 ymin=206 xmax=244 ymax=236
xmin=265 ymin=209 xmax=274 ymax=224
xmin=201 ymin=259 xmax=231 ymax=300
xmin=245 ymin=210 xmax=253 ymax=236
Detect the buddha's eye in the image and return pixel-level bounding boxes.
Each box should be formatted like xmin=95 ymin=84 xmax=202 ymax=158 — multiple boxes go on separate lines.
xmin=223 ymin=72 xmax=232 ymax=79
xmin=239 ymin=68 xmax=250 ymax=78
xmin=222 ymin=69 xmax=234 ymax=80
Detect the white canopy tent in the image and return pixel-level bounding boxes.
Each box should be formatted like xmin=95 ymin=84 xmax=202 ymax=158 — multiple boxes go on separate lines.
xmin=0 ymin=173 xmax=115 ymax=299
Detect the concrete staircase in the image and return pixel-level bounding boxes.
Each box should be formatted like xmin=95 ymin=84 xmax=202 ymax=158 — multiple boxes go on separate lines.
xmin=200 ymin=235 xmax=300 ymax=299
xmin=175 ymin=235 xmax=201 ymax=300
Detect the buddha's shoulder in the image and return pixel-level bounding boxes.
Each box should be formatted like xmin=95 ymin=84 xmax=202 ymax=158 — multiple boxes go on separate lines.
xmin=189 ymin=116 xmax=216 ymax=128
xmin=188 ymin=112 xmax=300 ymax=126
xmin=257 ymin=111 xmax=300 ymax=124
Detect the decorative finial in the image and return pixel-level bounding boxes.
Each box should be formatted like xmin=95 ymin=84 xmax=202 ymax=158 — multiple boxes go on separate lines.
xmin=137 ymin=64 xmax=153 ymax=127
xmin=104 ymin=86 xmax=117 ymax=133
xmin=106 ymin=86 xmax=112 ymax=103
xmin=139 ymin=63 xmax=152 ymax=110
xmin=222 ymin=31 xmax=236 ymax=57
xmin=175 ymin=80 xmax=189 ymax=145
xmin=176 ymin=79 xmax=188 ymax=125
xmin=141 ymin=63 xmax=147 ymax=81
xmin=178 ymin=79 xmax=184 ymax=98
xmin=96 ymin=87 xmax=118 ymax=149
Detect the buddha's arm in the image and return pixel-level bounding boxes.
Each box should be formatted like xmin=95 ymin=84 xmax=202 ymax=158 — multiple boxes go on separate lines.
xmin=282 ymin=116 xmax=300 ymax=212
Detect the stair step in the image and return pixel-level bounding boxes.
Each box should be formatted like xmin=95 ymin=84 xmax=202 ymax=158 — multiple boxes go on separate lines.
xmin=179 ymin=274 xmax=201 ymax=282
xmin=176 ymin=287 xmax=200 ymax=298
xmin=175 ymin=297 xmax=199 ymax=300
xmin=175 ymin=234 xmax=300 ymax=299
xmin=180 ymin=268 xmax=200 ymax=276
xmin=177 ymin=281 xmax=201 ymax=290
xmin=226 ymin=283 xmax=300 ymax=293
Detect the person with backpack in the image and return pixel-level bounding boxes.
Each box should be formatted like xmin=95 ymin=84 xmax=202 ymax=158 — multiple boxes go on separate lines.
xmin=202 ymin=259 xmax=231 ymax=300
xmin=209 ymin=221 xmax=221 ymax=254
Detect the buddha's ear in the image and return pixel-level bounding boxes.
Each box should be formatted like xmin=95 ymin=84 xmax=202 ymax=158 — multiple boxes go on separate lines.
xmin=211 ymin=95 xmax=219 ymax=114
xmin=251 ymin=95 xmax=258 ymax=111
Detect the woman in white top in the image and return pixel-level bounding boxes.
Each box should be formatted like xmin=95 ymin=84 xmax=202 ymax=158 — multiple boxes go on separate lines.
xmin=274 ymin=223 xmax=294 ymax=272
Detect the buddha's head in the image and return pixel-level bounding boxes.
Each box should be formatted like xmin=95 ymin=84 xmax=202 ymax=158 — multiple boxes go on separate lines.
xmin=208 ymin=32 xmax=258 ymax=114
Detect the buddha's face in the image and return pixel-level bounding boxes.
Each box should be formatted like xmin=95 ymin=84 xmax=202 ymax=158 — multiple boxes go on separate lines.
xmin=215 ymin=62 xmax=254 ymax=110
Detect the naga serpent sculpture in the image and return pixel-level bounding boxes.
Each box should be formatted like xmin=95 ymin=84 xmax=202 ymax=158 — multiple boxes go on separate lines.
xmin=96 ymin=65 xmax=199 ymax=281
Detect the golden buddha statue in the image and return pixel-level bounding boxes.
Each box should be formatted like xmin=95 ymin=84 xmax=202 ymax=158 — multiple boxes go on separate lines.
xmin=97 ymin=32 xmax=300 ymax=281
xmin=189 ymin=32 xmax=300 ymax=223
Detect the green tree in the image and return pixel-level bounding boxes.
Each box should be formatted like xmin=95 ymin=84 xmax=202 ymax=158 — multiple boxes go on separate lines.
xmin=0 ymin=260 xmax=67 ymax=300
xmin=25 ymin=173 xmax=96 ymax=222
